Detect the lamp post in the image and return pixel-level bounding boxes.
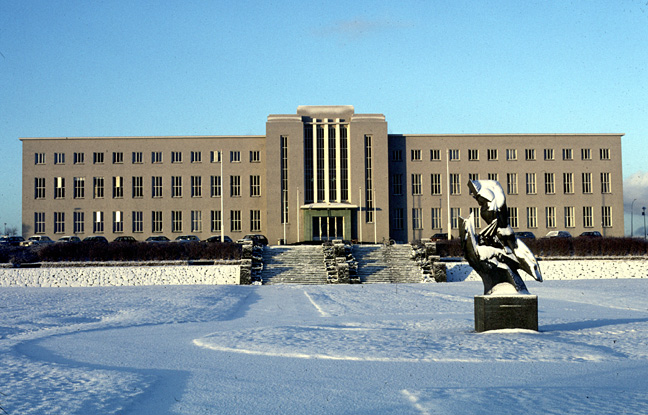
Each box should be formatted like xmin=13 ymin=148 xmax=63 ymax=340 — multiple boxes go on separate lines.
xmin=631 ymin=199 xmax=637 ymax=237
xmin=643 ymin=207 xmax=646 ymax=240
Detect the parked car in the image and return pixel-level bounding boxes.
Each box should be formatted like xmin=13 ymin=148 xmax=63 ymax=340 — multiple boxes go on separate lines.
xmin=113 ymin=236 xmax=138 ymax=243
xmin=3 ymin=236 xmax=25 ymax=246
xmin=206 ymin=235 xmax=233 ymax=243
xmin=430 ymin=233 xmax=449 ymax=241
xmin=57 ymin=235 xmax=81 ymax=243
xmin=545 ymin=230 xmax=572 ymax=238
xmin=578 ymin=231 xmax=602 ymax=238
xmin=514 ymin=232 xmax=536 ymax=240
xmin=174 ymin=235 xmax=201 ymax=243
xmin=21 ymin=235 xmax=54 ymax=247
xmin=239 ymin=234 xmax=269 ymax=246
xmin=83 ymin=235 xmax=109 ymax=243
xmin=145 ymin=236 xmax=171 ymax=243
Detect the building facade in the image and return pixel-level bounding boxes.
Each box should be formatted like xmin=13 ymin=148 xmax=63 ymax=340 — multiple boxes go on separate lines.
xmin=21 ymin=105 xmax=624 ymax=243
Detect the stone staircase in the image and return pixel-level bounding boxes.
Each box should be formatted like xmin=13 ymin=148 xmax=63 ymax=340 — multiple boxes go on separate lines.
xmin=353 ymin=244 xmax=424 ymax=284
xmin=260 ymin=245 xmax=329 ymax=285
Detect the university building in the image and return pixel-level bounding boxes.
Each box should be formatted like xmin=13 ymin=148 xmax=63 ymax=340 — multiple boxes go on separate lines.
xmin=21 ymin=105 xmax=624 ymax=243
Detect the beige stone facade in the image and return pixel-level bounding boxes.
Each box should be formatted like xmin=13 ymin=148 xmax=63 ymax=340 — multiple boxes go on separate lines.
xmin=21 ymin=106 xmax=624 ymax=243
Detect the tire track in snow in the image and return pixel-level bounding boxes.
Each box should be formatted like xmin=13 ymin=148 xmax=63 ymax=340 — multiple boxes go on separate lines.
xmin=303 ymin=290 xmax=330 ymax=317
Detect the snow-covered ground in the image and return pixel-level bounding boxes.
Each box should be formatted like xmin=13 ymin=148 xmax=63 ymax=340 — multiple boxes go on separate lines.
xmin=2 ymin=270 xmax=648 ymax=413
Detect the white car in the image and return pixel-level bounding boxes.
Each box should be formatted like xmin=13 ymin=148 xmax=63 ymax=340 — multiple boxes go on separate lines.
xmin=21 ymin=235 xmax=54 ymax=247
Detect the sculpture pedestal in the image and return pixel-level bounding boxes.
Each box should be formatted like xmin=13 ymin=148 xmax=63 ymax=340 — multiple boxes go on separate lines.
xmin=474 ymin=295 xmax=538 ymax=332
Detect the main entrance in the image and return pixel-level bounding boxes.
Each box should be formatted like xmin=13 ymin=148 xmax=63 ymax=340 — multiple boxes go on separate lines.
xmin=301 ymin=204 xmax=357 ymax=242
xmin=312 ymin=216 xmax=344 ymax=241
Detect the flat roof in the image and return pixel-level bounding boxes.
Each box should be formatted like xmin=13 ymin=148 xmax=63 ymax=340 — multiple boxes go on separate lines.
xmin=20 ymin=135 xmax=265 ymax=141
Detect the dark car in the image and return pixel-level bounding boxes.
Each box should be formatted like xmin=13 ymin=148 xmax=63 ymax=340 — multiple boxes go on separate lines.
xmin=240 ymin=234 xmax=269 ymax=246
xmin=174 ymin=235 xmax=201 ymax=243
xmin=83 ymin=235 xmax=108 ymax=243
xmin=113 ymin=236 xmax=138 ymax=243
xmin=430 ymin=233 xmax=449 ymax=241
xmin=579 ymin=231 xmax=602 ymax=238
xmin=57 ymin=235 xmax=81 ymax=243
xmin=545 ymin=231 xmax=572 ymax=238
xmin=4 ymin=236 xmax=25 ymax=246
xmin=145 ymin=236 xmax=171 ymax=243
xmin=514 ymin=232 xmax=536 ymax=240
xmin=206 ymin=235 xmax=233 ymax=243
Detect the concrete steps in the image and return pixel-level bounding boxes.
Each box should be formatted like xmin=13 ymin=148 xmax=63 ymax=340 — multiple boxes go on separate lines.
xmin=353 ymin=244 xmax=424 ymax=284
xmin=260 ymin=245 xmax=328 ymax=285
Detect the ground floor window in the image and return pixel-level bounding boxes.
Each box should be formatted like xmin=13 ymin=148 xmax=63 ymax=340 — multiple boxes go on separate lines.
xmin=250 ymin=210 xmax=261 ymax=232
xmin=231 ymin=210 xmax=241 ymax=232
xmin=172 ymin=211 xmax=183 ymax=233
xmin=192 ymin=210 xmax=202 ymax=233
xmin=93 ymin=211 xmax=103 ymax=233
xmin=211 ymin=210 xmax=222 ymax=232
xmin=132 ymin=211 xmax=143 ymax=233
xmin=35 ymin=212 xmax=45 ymax=234
xmin=74 ymin=212 xmax=84 ymax=234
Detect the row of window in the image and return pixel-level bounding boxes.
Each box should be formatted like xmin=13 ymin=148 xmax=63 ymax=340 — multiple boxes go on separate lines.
xmin=401 ymin=148 xmax=611 ymax=162
xmin=393 ymin=205 xmax=613 ymax=231
xmin=35 ymin=150 xmax=261 ymax=165
xmin=34 ymin=209 xmax=263 ymax=235
xmin=35 ymin=175 xmax=262 ymax=200
xmin=394 ymin=172 xmax=612 ymax=196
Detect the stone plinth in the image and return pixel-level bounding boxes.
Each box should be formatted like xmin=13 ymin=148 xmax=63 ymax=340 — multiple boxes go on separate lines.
xmin=474 ymin=295 xmax=538 ymax=332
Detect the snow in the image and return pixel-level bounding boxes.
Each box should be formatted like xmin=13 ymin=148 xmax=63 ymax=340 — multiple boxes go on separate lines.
xmin=1 ymin=263 xmax=648 ymax=413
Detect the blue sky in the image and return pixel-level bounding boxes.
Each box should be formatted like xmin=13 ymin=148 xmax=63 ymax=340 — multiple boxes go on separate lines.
xmin=1 ymin=1 xmax=647 ymax=235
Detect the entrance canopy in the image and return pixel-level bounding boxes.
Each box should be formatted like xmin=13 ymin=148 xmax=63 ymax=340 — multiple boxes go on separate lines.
xmin=300 ymin=203 xmax=358 ymax=241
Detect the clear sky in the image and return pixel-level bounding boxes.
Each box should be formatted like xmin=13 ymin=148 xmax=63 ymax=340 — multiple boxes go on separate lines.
xmin=1 ymin=0 xmax=647 ymax=236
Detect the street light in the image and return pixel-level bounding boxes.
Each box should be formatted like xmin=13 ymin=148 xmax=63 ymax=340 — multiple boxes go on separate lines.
xmin=643 ymin=207 xmax=647 ymax=240
xmin=631 ymin=198 xmax=637 ymax=237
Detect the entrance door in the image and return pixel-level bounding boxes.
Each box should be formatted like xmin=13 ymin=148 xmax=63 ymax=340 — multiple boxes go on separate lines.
xmin=312 ymin=216 xmax=344 ymax=241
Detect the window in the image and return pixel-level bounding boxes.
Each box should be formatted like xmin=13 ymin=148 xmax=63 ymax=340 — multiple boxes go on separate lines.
xmin=112 ymin=176 xmax=123 ymax=199
xmin=430 ymin=149 xmax=441 ymax=161
xmin=54 ymin=177 xmax=65 ymax=199
xmin=152 ymin=211 xmax=163 ymax=233
xmin=393 ymin=208 xmax=404 ymax=230
xmin=35 ymin=178 xmax=46 ymax=199
xmin=73 ymin=212 xmax=84 ymax=234
xmin=152 ymin=176 xmax=163 ymax=198
xmin=230 ymin=210 xmax=241 ymax=232
xmin=230 ymin=175 xmax=241 ymax=197
xmin=93 ymin=152 xmax=104 ymax=164
xmin=583 ymin=206 xmax=593 ymax=228
xmin=132 ymin=152 xmax=143 ymax=164
xmin=211 ymin=175 xmax=221 ymax=197
xmin=391 ymin=150 xmax=403 ymax=162
xmin=411 ymin=174 xmax=422 ymax=195
xmin=601 ymin=172 xmax=611 ymax=193
xmin=113 ymin=211 xmax=124 ymax=233
xmin=281 ymin=136 xmax=290 ymax=221
xmin=600 ymin=148 xmax=610 ymax=160
xmin=250 ymin=151 xmax=261 ymax=163
xmin=563 ymin=173 xmax=574 ymax=194
xmin=93 ymin=177 xmax=104 ymax=199
xmin=35 ymin=212 xmax=45 ymax=234
xmin=250 ymin=175 xmax=261 ymax=197
xmin=506 ymin=173 xmax=518 ymax=195
xmin=54 ymin=212 xmax=65 ymax=234
xmin=431 ymin=174 xmax=442 ymax=195
xmin=487 ymin=173 xmax=498 ymax=181
xmin=506 ymin=149 xmax=517 ymax=161
xmin=544 ymin=173 xmax=555 ymax=194
xmin=171 ymin=151 xmax=183 ymax=163
xmin=250 ymin=210 xmax=261 ymax=232
xmin=449 ymin=149 xmax=460 ymax=161
xmin=93 ymin=211 xmax=103 ymax=233
xmin=582 ymin=173 xmax=592 ymax=193
xmin=527 ymin=207 xmax=537 ymax=228
xmin=210 ymin=210 xmax=222 ymax=232
xmin=73 ymin=177 xmax=85 ymax=199
xmin=545 ymin=206 xmax=556 ymax=228
xmin=191 ymin=151 xmax=202 ymax=163
xmin=35 ymin=153 xmax=46 ymax=165
xmin=487 ymin=149 xmax=498 ymax=161
xmin=508 ymin=207 xmax=519 ymax=228
xmin=191 ymin=210 xmax=202 ymax=233
xmin=74 ymin=152 xmax=84 ymax=164
xmin=132 ymin=176 xmax=143 ymax=198
xmin=132 ymin=211 xmax=143 ymax=233
xmin=431 ymin=208 xmax=442 ymax=229
xmin=411 ymin=149 xmax=422 ymax=161
xmin=562 ymin=148 xmax=573 ymax=160
xmin=526 ymin=173 xmax=536 ymax=194
xmin=468 ymin=149 xmax=479 ymax=161
xmin=211 ymin=151 xmax=221 ymax=163
xmin=152 ymin=151 xmax=163 ymax=164
xmin=172 ymin=211 xmax=183 ymax=233
xmin=451 ymin=207 xmax=461 ymax=229
xmin=54 ymin=153 xmax=65 ymax=165
xmin=525 ymin=149 xmax=536 ymax=161
xmin=581 ymin=148 xmax=591 ymax=160
xmin=171 ymin=176 xmax=182 ymax=198
xmin=468 ymin=173 xmax=479 ymax=182
xmin=602 ymin=206 xmax=612 ymax=228
xmin=544 ymin=149 xmax=555 ymax=160
xmin=564 ymin=206 xmax=575 ymax=228
xmin=230 ymin=151 xmax=241 ymax=162
xmin=191 ymin=176 xmax=202 ymax=197
xmin=450 ymin=174 xmax=461 ymax=195
xmin=112 ymin=152 xmax=123 ymax=164
xmin=469 ymin=207 xmax=481 ymax=229
xmin=412 ymin=208 xmax=422 ymax=230
xmin=391 ymin=174 xmax=403 ymax=196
